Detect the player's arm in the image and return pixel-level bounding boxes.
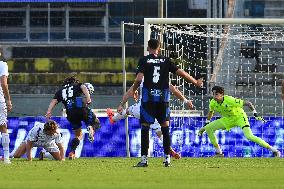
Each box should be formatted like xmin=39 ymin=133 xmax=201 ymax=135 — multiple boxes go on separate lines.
xmin=1 ymin=74 xmax=12 ymax=112
xmin=117 ymin=73 xmax=143 ymax=113
xmin=45 ymin=99 xmax=58 ymax=119
xmin=244 ymin=100 xmax=265 ymax=122
xmin=57 ymin=143 xmax=65 ymax=161
xmin=26 ymin=140 xmax=33 ymax=161
xmin=81 ymin=84 xmax=91 ymax=104
xmin=175 ymin=69 xmax=203 ymax=88
xmin=169 ymin=84 xmax=193 ymax=109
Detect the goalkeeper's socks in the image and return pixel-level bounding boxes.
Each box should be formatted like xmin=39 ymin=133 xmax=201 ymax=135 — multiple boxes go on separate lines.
xmin=268 ymin=146 xmax=278 ymax=153
xmin=113 ymin=109 xmax=127 ymax=121
xmin=215 ymin=145 xmax=222 ymax=154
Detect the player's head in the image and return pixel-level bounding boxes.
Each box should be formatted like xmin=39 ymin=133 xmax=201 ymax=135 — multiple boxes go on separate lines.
xmin=62 ymin=76 xmax=79 ymax=86
xmin=212 ymin=86 xmax=224 ymax=101
xmin=84 ymin=83 xmax=94 ymax=94
xmin=148 ymin=39 xmax=160 ymax=51
xmin=44 ymin=120 xmax=59 ymax=136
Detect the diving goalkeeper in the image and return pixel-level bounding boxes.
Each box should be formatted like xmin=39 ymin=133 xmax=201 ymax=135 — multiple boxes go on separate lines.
xmin=198 ymin=86 xmax=280 ymax=157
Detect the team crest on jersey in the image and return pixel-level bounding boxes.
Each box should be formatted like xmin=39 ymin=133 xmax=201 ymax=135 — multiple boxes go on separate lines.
xmin=147 ymin=59 xmax=165 ymax=64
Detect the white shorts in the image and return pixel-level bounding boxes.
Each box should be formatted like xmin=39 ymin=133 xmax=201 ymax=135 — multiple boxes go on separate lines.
xmin=26 ymin=140 xmax=59 ymax=153
xmin=128 ymin=102 xmax=161 ymax=132
xmin=0 ymin=102 xmax=7 ymax=125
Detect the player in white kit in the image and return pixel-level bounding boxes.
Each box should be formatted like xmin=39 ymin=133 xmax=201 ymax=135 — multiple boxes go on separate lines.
xmin=0 ymin=54 xmax=12 ymax=164
xmin=107 ymin=79 xmax=193 ymax=159
xmin=13 ymin=120 xmax=65 ymax=161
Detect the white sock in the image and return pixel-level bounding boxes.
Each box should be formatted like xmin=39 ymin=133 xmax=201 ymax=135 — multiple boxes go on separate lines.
xmin=165 ymin=154 xmax=170 ymax=163
xmin=268 ymin=146 xmax=278 ymax=153
xmin=113 ymin=109 xmax=127 ymax=121
xmin=141 ymin=155 xmax=147 ymax=163
xmin=2 ymin=133 xmax=10 ymax=160
xmin=216 ymin=145 xmax=222 ymax=154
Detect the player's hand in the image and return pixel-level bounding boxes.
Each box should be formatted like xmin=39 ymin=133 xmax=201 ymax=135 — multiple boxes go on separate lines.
xmin=185 ymin=100 xmax=194 ymax=110
xmin=133 ymin=90 xmax=139 ymax=102
xmin=255 ymin=116 xmax=266 ymax=123
xmin=253 ymin=113 xmax=266 ymax=123
xmin=117 ymin=105 xmax=123 ymax=114
xmin=45 ymin=111 xmax=52 ymax=119
xmin=196 ymin=78 xmax=204 ymax=88
xmin=6 ymin=100 xmax=12 ymax=112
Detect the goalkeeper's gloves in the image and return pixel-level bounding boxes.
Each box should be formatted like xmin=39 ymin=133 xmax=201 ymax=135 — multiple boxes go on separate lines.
xmin=253 ymin=110 xmax=266 ymax=123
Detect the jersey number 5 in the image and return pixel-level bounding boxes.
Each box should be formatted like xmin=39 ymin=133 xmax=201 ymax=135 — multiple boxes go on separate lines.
xmin=62 ymin=86 xmax=74 ymax=100
xmin=153 ymin=66 xmax=160 ymax=83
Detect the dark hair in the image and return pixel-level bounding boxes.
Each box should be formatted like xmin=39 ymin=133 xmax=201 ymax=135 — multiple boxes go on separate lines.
xmin=44 ymin=120 xmax=58 ymax=133
xmin=62 ymin=76 xmax=79 ymax=86
xmin=148 ymin=39 xmax=160 ymax=50
xmin=212 ymin=86 xmax=224 ymax=94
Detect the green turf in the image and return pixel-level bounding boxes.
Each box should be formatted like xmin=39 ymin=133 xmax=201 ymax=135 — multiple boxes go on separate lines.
xmin=0 ymin=158 xmax=284 ymax=189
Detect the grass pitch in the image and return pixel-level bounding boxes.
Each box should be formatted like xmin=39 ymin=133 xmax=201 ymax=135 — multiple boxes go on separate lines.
xmin=0 ymin=158 xmax=284 ymax=189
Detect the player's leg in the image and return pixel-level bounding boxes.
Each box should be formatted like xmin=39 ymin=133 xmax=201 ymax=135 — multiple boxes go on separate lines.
xmin=85 ymin=108 xmax=100 ymax=142
xmin=0 ymin=104 xmax=10 ymax=163
xmin=13 ymin=142 xmax=27 ymax=158
xmin=106 ymin=107 xmax=127 ymax=124
xmin=242 ymin=127 xmax=280 ymax=157
xmin=45 ymin=144 xmax=62 ymax=161
xmin=68 ymin=127 xmax=82 ymax=160
xmin=134 ymin=102 xmax=154 ymax=167
xmin=157 ymin=102 xmax=172 ymax=167
xmin=204 ymin=119 xmax=227 ymax=156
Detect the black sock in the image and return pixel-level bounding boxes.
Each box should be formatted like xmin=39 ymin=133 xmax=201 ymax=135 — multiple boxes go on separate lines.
xmin=141 ymin=125 xmax=149 ymax=156
xmin=161 ymin=127 xmax=171 ymax=155
xmin=70 ymin=138 xmax=80 ymax=152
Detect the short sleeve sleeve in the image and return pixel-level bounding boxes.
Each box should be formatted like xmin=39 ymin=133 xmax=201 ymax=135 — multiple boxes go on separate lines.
xmin=0 ymin=62 xmax=9 ymax=77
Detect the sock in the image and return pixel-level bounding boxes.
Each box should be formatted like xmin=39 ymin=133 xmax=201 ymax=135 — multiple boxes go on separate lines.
xmin=141 ymin=125 xmax=149 ymax=156
xmin=161 ymin=127 xmax=171 ymax=155
xmin=113 ymin=109 xmax=127 ymax=121
xmin=70 ymin=138 xmax=80 ymax=152
xmin=2 ymin=133 xmax=10 ymax=160
xmin=164 ymin=154 xmax=170 ymax=163
xmin=141 ymin=155 xmax=147 ymax=163
xmin=215 ymin=145 xmax=222 ymax=154
xmin=268 ymin=146 xmax=278 ymax=153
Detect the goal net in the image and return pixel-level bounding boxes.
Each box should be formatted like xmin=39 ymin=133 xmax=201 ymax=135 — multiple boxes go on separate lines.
xmin=142 ymin=18 xmax=284 ymax=119
xmin=123 ymin=19 xmax=284 ymax=157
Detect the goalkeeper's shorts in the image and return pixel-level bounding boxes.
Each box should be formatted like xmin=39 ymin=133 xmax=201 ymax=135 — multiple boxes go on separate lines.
xmin=215 ymin=114 xmax=250 ymax=131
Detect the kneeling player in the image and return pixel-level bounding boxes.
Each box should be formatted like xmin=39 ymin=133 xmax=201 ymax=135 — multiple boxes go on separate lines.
xmin=13 ymin=120 xmax=65 ymax=161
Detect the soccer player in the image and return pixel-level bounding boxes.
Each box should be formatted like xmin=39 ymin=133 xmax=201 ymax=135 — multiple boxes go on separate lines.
xmin=45 ymin=76 xmax=100 ymax=160
xmin=13 ymin=120 xmax=64 ymax=161
xmin=198 ymin=86 xmax=281 ymax=157
xmin=107 ymin=83 xmax=193 ymax=159
xmin=0 ymin=50 xmax=12 ymax=164
xmin=120 ymin=39 xmax=203 ymax=167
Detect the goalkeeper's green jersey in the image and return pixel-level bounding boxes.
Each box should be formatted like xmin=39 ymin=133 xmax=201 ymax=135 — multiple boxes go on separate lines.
xmin=209 ymin=95 xmax=246 ymax=117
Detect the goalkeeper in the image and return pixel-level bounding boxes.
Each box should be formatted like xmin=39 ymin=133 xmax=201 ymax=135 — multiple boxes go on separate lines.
xmin=198 ymin=86 xmax=280 ymax=157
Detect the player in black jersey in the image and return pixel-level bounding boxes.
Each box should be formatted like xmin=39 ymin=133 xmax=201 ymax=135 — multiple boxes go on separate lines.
xmin=45 ymin=76 xmax=100 ymax=160
xmin=120 ymin=39 xmax=203 ymax=167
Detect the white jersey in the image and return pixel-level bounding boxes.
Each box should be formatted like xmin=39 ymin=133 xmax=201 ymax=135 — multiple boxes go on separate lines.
xmin=0 ymin=61 xmax=8 ymax=103
xmin=27 ymin=122 xmax=62 ymax=150
xmin=128 ymin=78 xmax=161 ymax=132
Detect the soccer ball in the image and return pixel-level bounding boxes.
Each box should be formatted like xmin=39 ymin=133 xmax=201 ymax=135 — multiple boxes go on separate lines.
xmin=84 ymin=83 xmax=94 ymax=94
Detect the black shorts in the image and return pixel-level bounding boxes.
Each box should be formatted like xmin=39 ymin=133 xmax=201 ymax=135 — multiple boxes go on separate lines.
xmin=66 ymin=107 xmax=97 ymax=130
xmin=140 ymin=102 xmax=170 ymax=125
